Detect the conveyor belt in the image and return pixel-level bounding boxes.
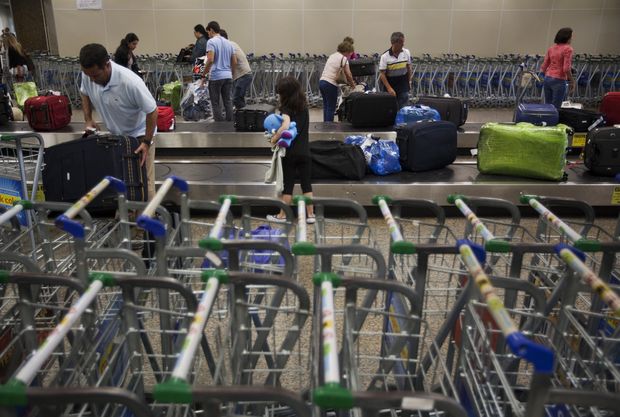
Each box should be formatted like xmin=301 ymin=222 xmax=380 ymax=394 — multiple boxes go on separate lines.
xmin=155 ymin=157 xmax=620 ymax=207
xmin=0 ymin=121 xmax=480 ymax=150
xmin=2 ymin=120 xmax=615 ymax=208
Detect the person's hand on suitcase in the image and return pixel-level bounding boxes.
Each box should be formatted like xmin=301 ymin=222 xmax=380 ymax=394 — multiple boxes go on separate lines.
xmin=83 ymin=121 xmax=99 ymax=138
xmin=135 ymin=141 xmax=150 ymax=167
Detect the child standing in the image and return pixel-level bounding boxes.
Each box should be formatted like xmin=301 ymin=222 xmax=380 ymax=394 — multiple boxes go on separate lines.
xmin=266 ymin=76 xmax=315 ymax=224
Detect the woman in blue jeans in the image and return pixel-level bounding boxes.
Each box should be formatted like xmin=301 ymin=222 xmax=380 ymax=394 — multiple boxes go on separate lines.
xmin=319 ymin=41 xmax=356 ymax=121
xmin=541 ymin=27 xmax=574 ymax=108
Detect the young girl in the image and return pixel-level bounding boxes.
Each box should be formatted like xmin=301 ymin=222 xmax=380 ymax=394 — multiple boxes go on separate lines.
xmin=267 ymin=76 xmax=315 ymax=224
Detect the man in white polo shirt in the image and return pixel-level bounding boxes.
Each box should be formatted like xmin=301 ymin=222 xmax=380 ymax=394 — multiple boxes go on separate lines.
xmin=379 ymin=32 xmax=412 ymax=109
xmin=79 ymin=43 xmax=158 ymax=199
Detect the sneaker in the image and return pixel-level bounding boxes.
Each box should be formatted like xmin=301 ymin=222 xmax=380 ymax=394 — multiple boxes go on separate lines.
xmin=266 ymin=214 xmax=287 ymax=223
xmin=306 ymin=215 xmax=316 ymax=224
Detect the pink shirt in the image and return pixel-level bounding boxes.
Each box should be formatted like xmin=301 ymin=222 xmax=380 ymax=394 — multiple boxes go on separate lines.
xmin=541 ymin=43 xmax=573 ymax=80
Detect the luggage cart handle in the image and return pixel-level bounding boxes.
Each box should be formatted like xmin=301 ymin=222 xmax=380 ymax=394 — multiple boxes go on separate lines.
xmin=555 ymin=244 xmax=620 ymax=315
xmin=311 ymin=272 xmax=353 ymax=410
xmin=448 ymin=194 xmax=510 ymax=252
xmin=199 ymin=194 xmax=237 ymax=250
xmin=372 ymin=195 xmax=415 ymax=254
xmin=521 ymin=195 xmax=600 ymax=251
xmin=458 ymin=240 xmax=554 ymax=373
xmin=155 ymin=271 xmax=228 ymax=402
xmin=0 ymin=200 xmax=32 ymax=225
xmin=9 ymin=273 xmax=112 ymax=386
xmin=137 ymin=175 xmax=188 ymax=237
xmin=55 ymin=176 xmax=125 ymax=238
xmin=292 ymin=195 xmax=315 ymax=255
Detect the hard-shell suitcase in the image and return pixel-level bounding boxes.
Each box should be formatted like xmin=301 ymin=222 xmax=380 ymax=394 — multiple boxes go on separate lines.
xmin=396 ymin=120 xmax=457 ymax=172
xmin=234 ymin=103 xmax=276 ymax=132
xmin=348 ymin=58 xmax=376 ymax=76
xmin=43 ymin=135 xmax=147 ymax=209
xmin=558 ymin=108 xmax=605 ymax=133
xmin=345 ymin=92 xmax=398 ymax=128
xmin=309 ymin=140 xmax=366 ymax=180
xmin=584 ymin=127 xmax=620 ymax=176
xmin=514 ymin=102 xmax=559 ymax=126
xmin=477 ymin=122 xmax=569 ymax=181
xmin=600 ymin=92 xmax=620 ymax=126
xmin=24 ymin=95 xmax=72 ymax=131
xmin=416 ymin=96 xmax=468 ymax=126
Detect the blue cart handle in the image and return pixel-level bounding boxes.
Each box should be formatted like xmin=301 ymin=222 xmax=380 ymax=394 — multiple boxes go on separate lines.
xmin=137 ymin=176 xmax=187 ymax=237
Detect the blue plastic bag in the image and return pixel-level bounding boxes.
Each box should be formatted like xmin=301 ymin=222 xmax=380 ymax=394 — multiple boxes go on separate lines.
xmin=246 ymin=224 xmax=290 ymax=272
xmin=368 ymin=140 xmax=401 ymax=176
xmin=395 ymin=105 xmax=440 ymax=126
xmin=344 ymin=135 xmax=367 ymax=146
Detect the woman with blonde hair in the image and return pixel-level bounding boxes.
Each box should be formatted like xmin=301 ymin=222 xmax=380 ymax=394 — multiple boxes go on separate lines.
xmin=319 ymin=40 xmax=356 ymax=121
xmin=3 ymin=33 xmax=29 ymax=81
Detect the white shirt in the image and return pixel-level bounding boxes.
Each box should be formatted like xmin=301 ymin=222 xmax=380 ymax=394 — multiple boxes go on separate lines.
xmin=379 ymin=48 xmax=411 ymax=77
xmin=80 ymin=61 xmax=157 ymax=137
xmin=320 ymin=52 xmax=350 ymax=86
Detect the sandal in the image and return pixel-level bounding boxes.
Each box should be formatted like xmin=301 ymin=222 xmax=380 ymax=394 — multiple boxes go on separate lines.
xmin=306 ymin=214 xmax=316 ymax=224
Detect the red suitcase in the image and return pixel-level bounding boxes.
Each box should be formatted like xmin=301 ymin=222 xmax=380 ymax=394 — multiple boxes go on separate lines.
xmin=24 ymin=94 xmax=72 ymax=131
xmin=600 ymin=92 xmax=620 ymax=126
xmin=157 ymin=105 xmax=175 ymax=131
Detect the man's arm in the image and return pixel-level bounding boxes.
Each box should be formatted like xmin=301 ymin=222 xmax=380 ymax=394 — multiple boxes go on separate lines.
xmin=203 ymin=50 xmax=214 ymax=78
xmin=231 ymin=52 xmax=238 ymax=79
xmin=134 ymin=108 xmax=158 ymax=167
xmin=379 ymin=70 xmax=395 ymax=96
xmin=80 ymin=94 xmax=99 ymax=131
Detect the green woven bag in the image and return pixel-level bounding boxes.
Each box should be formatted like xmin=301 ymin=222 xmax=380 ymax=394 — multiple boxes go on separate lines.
xmin=159 ymin=81 xmax=182 ymax=112
xmin=477 ymin=122 xmax=570 ymax=181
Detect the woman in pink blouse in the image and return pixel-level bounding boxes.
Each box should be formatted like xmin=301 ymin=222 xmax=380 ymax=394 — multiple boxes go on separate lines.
xmin=541 ymin=27 xmax=574 ymax=108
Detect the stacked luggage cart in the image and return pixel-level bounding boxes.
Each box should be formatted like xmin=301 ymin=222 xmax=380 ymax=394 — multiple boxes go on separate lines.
xmin=28 ymin=52 xmax=620 ymax=110
xmin=0 ymin=169 xmax=619 ymax=416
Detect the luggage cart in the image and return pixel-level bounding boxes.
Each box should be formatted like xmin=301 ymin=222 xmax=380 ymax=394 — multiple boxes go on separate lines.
xmin=309 ymin=269 xmax=466 ymax=416
xmin=457 ymin=239 xmax=620 ymax=417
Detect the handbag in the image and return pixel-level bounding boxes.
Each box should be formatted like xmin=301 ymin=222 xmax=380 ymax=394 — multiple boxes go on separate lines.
xmin=335 ymin=56 xmax=347 ymax=84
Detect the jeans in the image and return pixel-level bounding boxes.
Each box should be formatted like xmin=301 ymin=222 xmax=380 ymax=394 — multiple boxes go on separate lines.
xmin=233 ymin=73 xmax=252 ymax=109
xmin=543 ymin=76 xmax=568 ymax=109
xmin=319 ymin=80 xmax=339 ymax=122
xmin=208 ymin=78 xmax=233 ymax=121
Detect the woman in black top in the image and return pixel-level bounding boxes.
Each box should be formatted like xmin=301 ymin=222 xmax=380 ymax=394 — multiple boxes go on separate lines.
xmin=3 ymin=33 xmax=29 ymax=81
xmin=191 ymin=24 xmax=209 ymax=66
xmin=267 ymin=76 xmax=315 ymax=223
xmin=114 ymin=33 xmax=141 ymax=75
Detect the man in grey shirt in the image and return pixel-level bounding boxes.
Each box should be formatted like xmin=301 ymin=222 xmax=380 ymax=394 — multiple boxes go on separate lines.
xmin=220 ymin=29 xmax=252 ymax=109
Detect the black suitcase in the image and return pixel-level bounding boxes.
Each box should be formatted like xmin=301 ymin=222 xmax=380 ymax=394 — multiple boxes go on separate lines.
xmin=416 ymin=96 xmax=468 ymax=127
xmin=234 ymin=103 xmax=276 ymax=132
xmin=558 ymin=108 xmax=605 ymax=133
xmin=584 ymin=127 xmax=620 ymax=176
xmin=309 ymin=140 xmax=366 ymax=180
xmin=43 ymin=135 xmax=147 ymax=209
xmin=349 ymin=58 xmax=376 ymax=76
xmin=345 ymin=92 xmax=398 ymax=128
xmin=396 ymin=120 xmax=457 ymax=171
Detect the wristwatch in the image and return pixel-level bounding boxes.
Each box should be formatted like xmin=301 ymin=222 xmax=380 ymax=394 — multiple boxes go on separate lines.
xmin=141 ymin=138 xmax=154 ymax=146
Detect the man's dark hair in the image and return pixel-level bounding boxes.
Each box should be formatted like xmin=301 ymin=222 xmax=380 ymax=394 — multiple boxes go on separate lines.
xmin=206 ymin=21 xmax=220 ymax=33
xmin=554 ymin=27 xmax=572 ymax=44
xmin=79 ymin=43 xmax=109 ymax=68
xmin=219 ymin=29 xmax=228 ymax=39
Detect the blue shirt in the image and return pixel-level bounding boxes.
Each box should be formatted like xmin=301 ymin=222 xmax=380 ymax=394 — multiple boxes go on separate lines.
xmin=206 ymin=35 xmax=233 ymax=81
xmin=80 ymin=61 xmax=157 ymax=137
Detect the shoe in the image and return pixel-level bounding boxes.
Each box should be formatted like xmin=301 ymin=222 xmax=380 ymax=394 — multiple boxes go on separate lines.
xmin=266 ymin=214 xmax=287 ymax=223
xmin=306 ymin=215 xmax=316 ymax=224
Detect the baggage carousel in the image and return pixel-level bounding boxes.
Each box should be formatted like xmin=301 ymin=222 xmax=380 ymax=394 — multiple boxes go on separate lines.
xmin=2 ymin=119 xmax=618 ymax=208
